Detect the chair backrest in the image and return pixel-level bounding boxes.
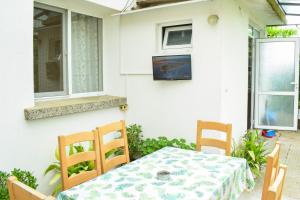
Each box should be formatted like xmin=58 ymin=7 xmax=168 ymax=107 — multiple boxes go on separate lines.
xmin=96 ymin=120 xmax=130 ymax=173
xmin=196 ymin=120 xmax=232 ymax=156
xmin=7 ymin=176 xmax=55 ymax=200
xmin=58 ymin=131 xmax=101 ymax=190
xmin=267 ymin=165 xmax=287 ymax=200
xmin=262 ymin=141 xmax=281 ymax=200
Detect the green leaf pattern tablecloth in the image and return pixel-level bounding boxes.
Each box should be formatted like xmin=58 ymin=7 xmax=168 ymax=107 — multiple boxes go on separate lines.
xmin=57 ymin=147 xmax=255 ymax=200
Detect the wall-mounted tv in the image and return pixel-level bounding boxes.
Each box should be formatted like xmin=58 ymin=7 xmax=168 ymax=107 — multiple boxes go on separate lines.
xmin=152 ymin=55 xmax=192 ymax=80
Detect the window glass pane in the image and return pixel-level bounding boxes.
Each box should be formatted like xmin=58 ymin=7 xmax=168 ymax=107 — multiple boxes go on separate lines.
xmin=34 ymin=7 xmax=64 ymax=93
xmin=72 ymin=13 xmax=103 ymax=93
xmin=281 ymin=5 xmax=300 ymax=15
xmin=259 ymin=42 xmax=295 ymax=92
xmin=167 ymin=29 xmax=192 ymax=46
xmin=258 ymin=95 xmax=294 ymax=127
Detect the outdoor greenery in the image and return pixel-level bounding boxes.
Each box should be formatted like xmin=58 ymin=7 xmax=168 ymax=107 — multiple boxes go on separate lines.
xmin=44 ymin=143 xmax=96 ymax=196
xmin=0 ymin=169 xmax=38 ymax=200
xmin=266 ymin=26 xmax=298 ymax=38
xmin=126 ymin=124 xmax=144 ymax=160
xmin=126 ymin=124 xmax=196 ymax=160
xmin=231 ymin=130 xmax=268 ymax=177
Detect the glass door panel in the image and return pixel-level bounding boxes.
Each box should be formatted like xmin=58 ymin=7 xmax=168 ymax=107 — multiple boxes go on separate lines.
xmin=259 ymin=42 xmax=295 ymax=92
xmin=255 ymin=38 xmax=299 ymax=130
xmin=258 ymin=95 xmax=294 ymax=127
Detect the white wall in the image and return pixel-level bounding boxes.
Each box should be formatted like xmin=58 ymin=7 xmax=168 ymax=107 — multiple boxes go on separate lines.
xmin=120 ymin=0 xmax=224 ymax=142
xmin=0 ymin=0 xmax=125 ymax=194
xmin=120 ymin=0 xmax=261 ymax=143
xmin=0 ymin=0 xmax=268 ymax=195
xmin=219 ymin=0 xmax=249 ymax=141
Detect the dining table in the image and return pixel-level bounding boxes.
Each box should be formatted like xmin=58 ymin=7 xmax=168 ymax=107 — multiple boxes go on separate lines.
xmin=57 ymin=147 xmax=255 ymax=200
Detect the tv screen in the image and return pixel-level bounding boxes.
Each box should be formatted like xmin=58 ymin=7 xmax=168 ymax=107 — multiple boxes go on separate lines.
xmin=152 ymin=55 xmax=192 ymax=80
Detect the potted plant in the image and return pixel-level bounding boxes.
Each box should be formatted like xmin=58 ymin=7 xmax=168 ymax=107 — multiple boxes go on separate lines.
xmin=231 ymin=130 xmax=268 ymax=178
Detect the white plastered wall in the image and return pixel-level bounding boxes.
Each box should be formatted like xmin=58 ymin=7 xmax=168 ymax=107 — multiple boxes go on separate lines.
xmin=0 ymin=0 xmax=126 ymax=194
xmin=120 ymin=0 xmax=267 ymax=143
xmin=120 ymin=0 xmax=223 ymax=142
xmin=0 ymin=0 xmax=269 ymax=194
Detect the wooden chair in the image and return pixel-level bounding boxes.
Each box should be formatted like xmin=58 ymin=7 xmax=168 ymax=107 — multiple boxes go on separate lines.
xmin=262 ymin=141 xmax=281 ymax=200
xmin=196 ymin=120 xmax=232 ymax=156
xmin=96 ymin=120 xmax=130 ymax=173
xmin=267 ymin=165 xmax=288 ymax=200
xmin=7 ymin=176 xmax=55 ymax=200
xmin=58 ymin=131 xmax=101 ymax=190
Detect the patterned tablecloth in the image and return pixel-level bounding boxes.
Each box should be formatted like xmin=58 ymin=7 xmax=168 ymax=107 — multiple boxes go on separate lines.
xmin=57 ymin=147 xmax=255 ymax=200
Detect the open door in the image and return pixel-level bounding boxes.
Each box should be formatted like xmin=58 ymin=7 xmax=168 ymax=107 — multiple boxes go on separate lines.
xmin=255 ymin=38 xmax=299 ymax=131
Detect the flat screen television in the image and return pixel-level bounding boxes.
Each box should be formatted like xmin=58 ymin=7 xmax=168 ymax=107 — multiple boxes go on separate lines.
xmin=152 ymin=55 xmax=192 ymax=80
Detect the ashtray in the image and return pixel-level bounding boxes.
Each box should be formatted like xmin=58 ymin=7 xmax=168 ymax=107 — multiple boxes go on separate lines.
xmin=156 ymin=170 xmax=171 ymax=181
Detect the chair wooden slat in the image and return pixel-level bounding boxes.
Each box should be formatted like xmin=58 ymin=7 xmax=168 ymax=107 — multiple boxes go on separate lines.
xmin=105 ymin=155 xmax=127 ymax=172
xmin=66 ymin=151 xmax=96 ymax=167
xmin=99 ymin=121 xmax=123 ymax=135
xmin=196 ymin=120 xmax=232 ymax=156
xmin=62 ymin=132 xmax=95 ymax=146
xmin=262 ymin=141 xmax=281 ymax=200
xmin=267 ymin=165 xmax=287 ymax=200
xmin=67 ymin=170 xmax=98 ymax=187
xmin=7 ymin=176 xmax=55 ymax=200
xmin=58 ymin=131 xmax=101 ymax=190
xmin=104 ymin=138 xmax=125 ymax=153
xmin=198 ymin=121 xmax=230 ymax=132
xmin=97 ymin=120 xmax=130 ymax=173
xmin=200 ymin=138 xmax=227 ymax=150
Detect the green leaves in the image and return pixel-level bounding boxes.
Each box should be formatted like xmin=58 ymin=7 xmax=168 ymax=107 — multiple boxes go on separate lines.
xmin=44 ymin=163 xmax=60 ymax=175
xmin=45 ymin=143 xmax=97 ymax=196
xmin=248 ymin=151 xmax=255 ymax=161
xmin=49 ymin=173 xmax=61 ymax=185
xmin=0 ymin=171 xmax=10 ymax=200
xmin=127 ymin=124 xmax=144 ymax=160
xmin=126 ymin=125 xmax=195 ymax=160
xmin=267 ymin=27 xmax=298 ymax=38
xmin=0 ymin=169 xmax=38 ymax=200
xmin=231 ymin=130 xmax=268 ymax=177
xmin=11 ymin=168 xmax=38 ymax=189
xmin=140 ymin=137 xmax=195 ymax=156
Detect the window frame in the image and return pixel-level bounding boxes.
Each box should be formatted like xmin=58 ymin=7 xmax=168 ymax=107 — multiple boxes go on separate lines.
xmin=33 ymin=3 xmax=104 ymax=100
xmin=162 ymin=24 xmax=193 ymax=50
xmin=34 ymin=3 xmax=68 ymax=99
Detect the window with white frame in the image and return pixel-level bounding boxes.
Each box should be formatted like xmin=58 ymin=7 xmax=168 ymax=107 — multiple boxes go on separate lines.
xmin=33 ymin=3 xmax=103 ymax=98
xmin=162 ymin=24 xmax=192 ymax=50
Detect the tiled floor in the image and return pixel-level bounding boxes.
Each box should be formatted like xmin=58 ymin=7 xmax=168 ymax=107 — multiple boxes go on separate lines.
xmin=240 ymin=131 xmax=300 ymax=200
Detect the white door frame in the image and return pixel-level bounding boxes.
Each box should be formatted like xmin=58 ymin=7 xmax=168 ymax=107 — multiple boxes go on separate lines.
xmin=254 ymin=38 xmax=299 ymax=131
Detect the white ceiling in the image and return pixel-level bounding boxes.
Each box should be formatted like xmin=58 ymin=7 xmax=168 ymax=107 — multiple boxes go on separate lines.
xmin=238 ymin=0 xmax=284 ymax=25
xmin=84 ymin=0 xmax=130 ymax=11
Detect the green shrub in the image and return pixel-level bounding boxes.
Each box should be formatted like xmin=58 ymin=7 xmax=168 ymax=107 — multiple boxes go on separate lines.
xmin=141 ymin=137 xmax=195 ymax=156
xmin=0 ymin=171 xmax=9 ymax=200
xmin=126 ymin=124 xmax=144 ymax=160
xmin=0 ymin=169 xmax=38 ymax=200
xmin=126 ymin=124 xmax=196 ymax=159
xmin=11 ymin=169 xmax=38 ymax=189
xmin=231 ymin=130 xmax=268 ymax=177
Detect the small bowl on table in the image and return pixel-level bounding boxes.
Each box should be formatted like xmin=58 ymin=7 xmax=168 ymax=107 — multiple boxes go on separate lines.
xmin=156 ymin=170 xmax=171 ymax=181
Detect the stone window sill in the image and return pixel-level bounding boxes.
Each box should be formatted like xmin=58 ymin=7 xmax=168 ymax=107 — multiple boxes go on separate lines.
xmin=24 ymin=95 xmax=127 ymax=120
